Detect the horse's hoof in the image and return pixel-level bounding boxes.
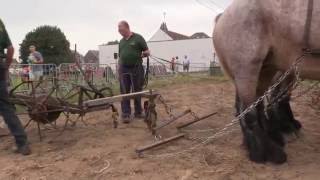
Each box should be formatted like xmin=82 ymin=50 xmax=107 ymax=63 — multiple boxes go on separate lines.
xmin=269 ymin=131 xmax=285 ymax=147
xmin=293 ymin=119 xmax=302 ymax=130
xmin=245 ymin=132 xmax=267 ymax=163
xmin=244 ymin=127 xmax=287 ymax=164
xmin=266 ymin=140 xmax=287 ymax=164
xmin=280 ymin=119 xmax=302 ymax=134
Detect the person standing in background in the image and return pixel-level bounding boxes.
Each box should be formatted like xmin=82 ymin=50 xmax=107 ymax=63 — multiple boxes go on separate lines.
xmin=183 ymin=55 xmax=190 ymax=72
xmin=28 ymin=45 xmax=44 ymax=81
xmin=0 ymin=18 xmax=31 ymax=155
xmin=175 ymin=56 xmax=180 ymax=72
xmin=171 ymin=57 xmax=175 ymax=73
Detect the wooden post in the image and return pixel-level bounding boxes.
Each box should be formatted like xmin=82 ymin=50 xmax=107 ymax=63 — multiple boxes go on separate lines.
xmin=176 ymin=112 xmax=218 ymax=129
xmin=136 ymin=133 xmax=185 ymax=156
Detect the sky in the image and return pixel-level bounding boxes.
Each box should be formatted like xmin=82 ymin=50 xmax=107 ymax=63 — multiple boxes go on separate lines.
xmin=0 ymin=0 xmax=232 ymax=56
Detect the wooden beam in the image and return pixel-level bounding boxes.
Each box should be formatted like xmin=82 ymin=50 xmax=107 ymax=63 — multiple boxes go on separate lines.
xmin=135 ymin=133 xmax=185 ymax=155
xmin=84 ymin=90 xmax=158 ymax=107
xmin=176 ymin=112 xmax=218 ymax=129
xmin=153 ymin=109 xmax=192 ymax=131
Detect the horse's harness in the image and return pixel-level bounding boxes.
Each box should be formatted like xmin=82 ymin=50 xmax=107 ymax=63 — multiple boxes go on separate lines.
xmin=303 ymin=0 xmax=320 ymax=55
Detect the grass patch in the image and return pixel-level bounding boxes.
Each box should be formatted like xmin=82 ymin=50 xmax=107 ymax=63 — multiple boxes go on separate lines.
xmin=147 ymin=73 xmax=228 ymax=90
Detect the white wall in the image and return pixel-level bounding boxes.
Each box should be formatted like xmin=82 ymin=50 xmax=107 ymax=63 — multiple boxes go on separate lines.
xmin=99 ymin=38 xmax=217 ymax=70
xmin=99 ymin=44 xmax=118 ymax=69
xmin=148 ymin=38 xmax=215 ymax=67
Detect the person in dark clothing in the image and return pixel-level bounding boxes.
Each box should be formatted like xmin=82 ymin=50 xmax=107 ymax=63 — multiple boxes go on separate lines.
xmin=118 ymin=21 xmax=150 ymax=123
xmin=0 ymin=18 xmax=31 ymax=155
xmin=171 ymin=57 xmax=175 ymax=73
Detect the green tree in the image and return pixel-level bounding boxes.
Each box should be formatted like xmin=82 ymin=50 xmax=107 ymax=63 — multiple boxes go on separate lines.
xmin=20 ymin=25 xmax=72 ymax=65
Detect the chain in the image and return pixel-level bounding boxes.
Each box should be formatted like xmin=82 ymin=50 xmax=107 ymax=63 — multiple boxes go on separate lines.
xmin=232 ymin=53 xmax=306 ymax=123
xmin=143 ymin=126 xmax=239 ymax=158
xmin=143 ymin=53 xmax=308 ymax=159
xmin=292 ymin=81 xmax=320 ymax=100
xmin=157 ymin=95 xmax=174 ymax=118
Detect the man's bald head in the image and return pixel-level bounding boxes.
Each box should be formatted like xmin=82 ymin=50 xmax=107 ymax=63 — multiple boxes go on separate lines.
xmin=119 ymin=21 xmax=130 ymax=29
xmin=118 ymin=20 xmax=131 ymax=38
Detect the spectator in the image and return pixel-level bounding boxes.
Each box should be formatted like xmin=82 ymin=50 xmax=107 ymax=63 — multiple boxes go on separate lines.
xmin=171 ymin=57 xmax=175 ymax=73
xmin=28 ymin=45 xmax=44 ymax=81
xmin=175 ymin=56 xmax=180 ymax=72
xmin=21 ymin=66 xmax=30 ymax=82
xmin=183 ymin=55 xmax=191 ymax=72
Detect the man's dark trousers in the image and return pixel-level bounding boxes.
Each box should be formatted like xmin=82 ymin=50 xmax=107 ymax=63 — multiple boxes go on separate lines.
xmin=119 ymin=64 xmax=144 ymax=117
xmin=0 ymin=80 xmax=28 ymax=147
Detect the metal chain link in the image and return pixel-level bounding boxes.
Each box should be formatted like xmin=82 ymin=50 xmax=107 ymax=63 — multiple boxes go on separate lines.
xmin=144 ymin=53 xmax=308 ymax=159
xmin=292 ymin=81 xmax=320 ymax=100
xmin=157 ymin=95 xmax=174 ymax=118
xmin=231 ymin=53 xmax=306 ymax=124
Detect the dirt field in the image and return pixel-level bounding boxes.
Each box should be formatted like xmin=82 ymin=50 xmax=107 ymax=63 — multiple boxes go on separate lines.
xmin=0 ymin=76 xmax=319 ymax=180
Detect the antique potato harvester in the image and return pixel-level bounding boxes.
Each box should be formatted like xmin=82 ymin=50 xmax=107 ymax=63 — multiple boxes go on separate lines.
xmin=8 ymin=58 xmax=217 ymax=154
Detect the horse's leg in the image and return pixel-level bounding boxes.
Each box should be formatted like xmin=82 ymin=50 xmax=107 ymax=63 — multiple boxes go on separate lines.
xmin=268 ymin=74 xmax=302 ymax=134
xmin=236 ymin=79 xmax=266 ymax=163
xmin=236 ymin=72 xmax=287 ymax=164
xmin=276 ymin=95 xmax=302 ymax=133
xmin=257 ymin=67 xmax=285 ymax=147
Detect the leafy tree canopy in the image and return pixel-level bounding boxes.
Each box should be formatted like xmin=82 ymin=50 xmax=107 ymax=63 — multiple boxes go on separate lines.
xmin=20 ymin=25 xmax=72 ymax=65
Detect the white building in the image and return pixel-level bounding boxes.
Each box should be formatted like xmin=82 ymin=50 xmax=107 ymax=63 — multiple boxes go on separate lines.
xmin=99 ymin=22 xmax=217 ymax=71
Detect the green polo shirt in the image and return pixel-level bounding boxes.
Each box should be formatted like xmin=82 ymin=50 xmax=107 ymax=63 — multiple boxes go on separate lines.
xmin=119 ymin=33 xmax=148 ymax=66
xmin=0 ymin=19 xmax=12 ymax=58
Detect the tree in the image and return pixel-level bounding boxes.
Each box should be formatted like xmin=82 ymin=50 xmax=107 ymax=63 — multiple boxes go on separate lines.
xmin=20 ymin=25 xmax=72 ymax=65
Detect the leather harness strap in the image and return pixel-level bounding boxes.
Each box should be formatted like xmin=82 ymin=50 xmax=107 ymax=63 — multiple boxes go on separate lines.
xmin=303 ymin=0 xmax=320 ymax=54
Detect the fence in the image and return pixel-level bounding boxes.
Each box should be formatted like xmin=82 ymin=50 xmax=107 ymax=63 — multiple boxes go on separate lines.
xmin=8 ymin=62 xmax=223 ymax=93
xmin=57 ymin=63 xmax=116 ymax=89
xmin=111 ymin=61 xmax=220 ymax=77
xmin=9 ymin=64 xmax=57 ymax=94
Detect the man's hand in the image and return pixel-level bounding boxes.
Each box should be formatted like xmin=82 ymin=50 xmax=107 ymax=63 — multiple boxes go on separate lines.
xmin=6 ymin=45 xmax=14 ymax=67
xmin=141 ymin=50 xmax=150 ymax=58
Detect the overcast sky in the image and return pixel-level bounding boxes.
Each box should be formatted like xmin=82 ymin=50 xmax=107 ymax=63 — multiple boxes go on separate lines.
xmin=0 ymin=0 xmax=232 ymax=55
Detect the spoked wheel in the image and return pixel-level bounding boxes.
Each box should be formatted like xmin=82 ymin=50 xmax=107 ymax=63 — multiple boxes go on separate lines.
xmin=22 ymin=94 xmax=63 ymax=141
xmin=27 ymin=95 xmax=62 ymax=124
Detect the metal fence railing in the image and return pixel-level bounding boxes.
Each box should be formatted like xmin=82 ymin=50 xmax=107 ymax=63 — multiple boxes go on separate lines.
xmin=57 ymin=63 xmax=116 ymax=88
xmin=9 ymin=64 xmax=57 ymax=93
xmin=8 ymin=62 xmax=223 ymax=93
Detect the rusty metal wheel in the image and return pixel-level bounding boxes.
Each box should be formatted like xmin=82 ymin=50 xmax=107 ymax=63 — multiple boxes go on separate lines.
xmin=28 ymin=95 xmax=62 ymax=124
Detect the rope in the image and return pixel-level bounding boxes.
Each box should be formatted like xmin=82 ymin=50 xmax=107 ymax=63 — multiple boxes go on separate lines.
xmin=143 ymin=56 xmax=150 ymax=88
xmin=150 ymin=55 xmax=213 ymax=69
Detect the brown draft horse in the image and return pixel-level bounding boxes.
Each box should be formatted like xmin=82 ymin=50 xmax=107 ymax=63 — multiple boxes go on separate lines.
xmin=213 ymin=0 xmax=320 ymax=164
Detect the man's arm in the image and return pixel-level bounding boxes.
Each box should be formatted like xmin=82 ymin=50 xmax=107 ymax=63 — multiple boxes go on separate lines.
xmin=142 ymin=49 xmax=150 ymax=57
xmin=0 ymin=19 xmax=14 ymax=67
xmin=139 ymin=35 xmax=150 ymax=57
xmin=6 ymin=45 xmax=14 ymax=67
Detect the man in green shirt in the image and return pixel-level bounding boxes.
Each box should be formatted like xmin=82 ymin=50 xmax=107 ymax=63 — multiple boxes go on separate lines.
xmin=118 ymin=21 xmax=150 ymax=123
xmin=0 ymin=18 xmax=31 ymax=155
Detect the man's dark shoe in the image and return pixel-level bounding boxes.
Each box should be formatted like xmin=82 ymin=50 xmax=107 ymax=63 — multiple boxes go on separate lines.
xmin=134 ymin=113 xmax=145 ymax=119
xmin=122 ymin=116 xmax=131 ymax=124
xmin=15 ymin=144 xmax=31 ymax=156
